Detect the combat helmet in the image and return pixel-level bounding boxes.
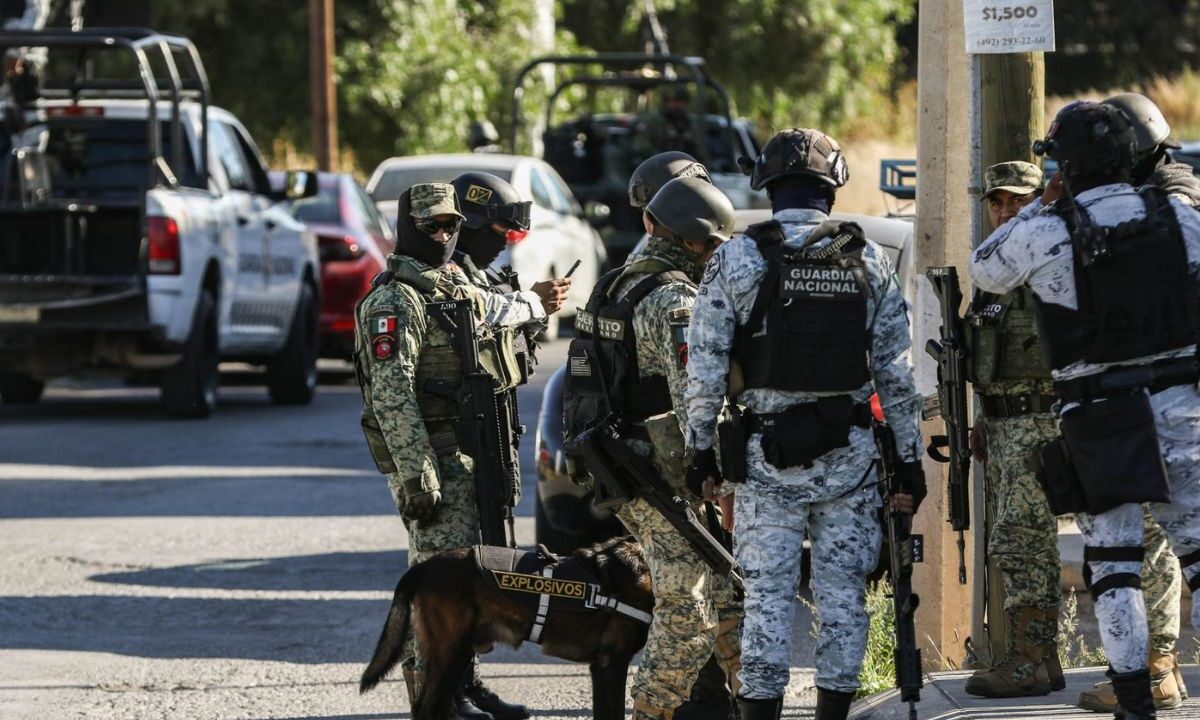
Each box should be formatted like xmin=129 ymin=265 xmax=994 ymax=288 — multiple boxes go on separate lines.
xmin=1033 ymin=101 xmax=1137 ymax=182
xmin=628 ymin=151 xmax=711 ymax=208
xmin=740 ymin=128 xmax=849 ymax=191
xmin=645 ymin=176 xmax=736 ymax=244
xmin=1102 ymin=93 xmax=1181 ymax=158
xmin=450 ymin=171 xmax=531 ymax=231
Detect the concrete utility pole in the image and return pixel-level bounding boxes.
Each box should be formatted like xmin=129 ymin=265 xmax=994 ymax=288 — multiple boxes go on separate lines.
xmin=974 ymin=50 xmax=1046 ymax=665
xmin=912 ymin=0 xmax=974 ymax=670
xmin=309 ymin=0 xmax=337 ymax=171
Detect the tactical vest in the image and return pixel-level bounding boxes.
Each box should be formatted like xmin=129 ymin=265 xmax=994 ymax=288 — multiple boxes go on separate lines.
xmin=1035 ymin=186 xmax=1200 ymax=369
xmin=964 ymin=286 xmax=1052 ymax=383
xmin=563 ymin=264 xmax=691 ymax=441
xmin=486 ymin=264 xmax=537 ymax=386
xmin=735 ymin=220 xmax=871 ymax=392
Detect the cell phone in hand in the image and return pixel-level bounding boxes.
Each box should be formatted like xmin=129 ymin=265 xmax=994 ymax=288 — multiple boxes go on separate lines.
xmin=564 ymin=259 xmax=582 ymax=278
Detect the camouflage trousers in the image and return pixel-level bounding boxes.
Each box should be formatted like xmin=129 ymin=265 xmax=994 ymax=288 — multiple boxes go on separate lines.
xmin=388 ymin=450 xmax=480 ymax=671
xmin=735 ymin=448 xmax=882 ymax=699
xmin=617 ymin=496 xmax=743 ymax=710
xmin=1075 ymin=385 xmax=1200 ymax=673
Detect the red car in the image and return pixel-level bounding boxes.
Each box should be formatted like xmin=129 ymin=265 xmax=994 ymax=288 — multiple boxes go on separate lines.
xmin=273 ymin=172 xmax=394 ymax=358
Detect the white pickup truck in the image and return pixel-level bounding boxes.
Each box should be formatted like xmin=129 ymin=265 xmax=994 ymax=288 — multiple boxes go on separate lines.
xmin=0 ymin=29 xmax=320 ymax=416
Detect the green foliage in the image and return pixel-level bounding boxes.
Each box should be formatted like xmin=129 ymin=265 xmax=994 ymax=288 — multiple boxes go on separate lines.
xmin=1057 ymin=588 xmax=1109 ymax=669
xmin=858 ymin=579 xmax=902 ymax=698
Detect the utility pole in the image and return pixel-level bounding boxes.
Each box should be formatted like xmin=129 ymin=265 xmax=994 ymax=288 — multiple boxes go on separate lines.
xmin=912 ymin=0 xmax=974 ymax=671
xmin=308 ymin=0 xmax=337 ymax=171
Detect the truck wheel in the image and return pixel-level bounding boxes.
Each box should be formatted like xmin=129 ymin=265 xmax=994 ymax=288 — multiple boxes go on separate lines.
xmin=161 ymin=289 xmax=219 ymax=418
xmin=0 ymin=373 xmax=45 ymax=404
xmin=267 ymin=282 xmax=318 ymax=405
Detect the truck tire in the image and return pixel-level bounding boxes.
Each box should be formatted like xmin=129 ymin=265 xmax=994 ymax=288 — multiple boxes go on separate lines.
xmin=266 ymin=282 xmax=318 ymax=405
xmin=0 ymin=373 xmax=45 ymax=404
xmin=161 ymin=289 xmax=219 ymax=418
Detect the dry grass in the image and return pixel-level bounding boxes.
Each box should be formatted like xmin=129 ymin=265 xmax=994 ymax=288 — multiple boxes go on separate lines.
xmin=1047 ymin=70 xmax=1200 ymax=143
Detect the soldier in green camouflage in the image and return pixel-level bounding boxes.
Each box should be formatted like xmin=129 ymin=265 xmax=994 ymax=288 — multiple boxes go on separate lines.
xmin=354 ymin=182 xmax=520 ymax=720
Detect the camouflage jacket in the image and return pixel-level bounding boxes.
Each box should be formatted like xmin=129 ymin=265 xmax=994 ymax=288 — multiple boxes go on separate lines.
xmin=354 ymin=253 xmax=482 ymax=491
xmin=453 ymin=253 xmax=548 ymax=330
xmin=685 ymin=208 xmax=923 ymax=462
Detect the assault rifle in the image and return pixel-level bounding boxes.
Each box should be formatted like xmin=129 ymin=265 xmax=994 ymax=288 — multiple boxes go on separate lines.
xmin=874 ymin=421 xmax=924 ymax=720
xmin=426 ymin=299 xmax=518 ymax=548
xmin=924 ymin=266 xmax=970 ymax=584
xmin=568 ymin=422 xmax=744 ymax=593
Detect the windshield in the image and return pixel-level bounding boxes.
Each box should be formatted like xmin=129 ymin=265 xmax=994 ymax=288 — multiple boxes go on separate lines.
xmin=371 ymin=165 xmax=512 ymax=201
xmin=284 ymin=178 xmax=341 ymax=224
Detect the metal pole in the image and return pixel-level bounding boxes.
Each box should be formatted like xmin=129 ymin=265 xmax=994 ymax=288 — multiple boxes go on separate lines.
xmin=309 ymin=0 xmax=337 ymax=171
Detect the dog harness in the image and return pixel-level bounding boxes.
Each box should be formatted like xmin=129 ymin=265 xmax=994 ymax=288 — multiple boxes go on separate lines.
xmin=473 ymin=545 xmax=652 ymax=644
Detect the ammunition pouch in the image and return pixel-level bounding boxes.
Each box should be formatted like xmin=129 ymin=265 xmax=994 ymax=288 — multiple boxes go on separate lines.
xmin=749 ymin=396 xmax=871 ymax=470
xmin=643 ymin=413 xmax=688 ymax=483
xmin=1060 ymin=392 xmax=1171 ymax=514
xmin=360 ymin=411 xmax=397 ymax=475
xmin=1030 ymin=438 xmax=1087 ymax=515
xmin=717 ymin=406 xmax=748 ymax=483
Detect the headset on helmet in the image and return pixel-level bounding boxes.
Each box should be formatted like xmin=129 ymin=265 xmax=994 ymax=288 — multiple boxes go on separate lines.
xmin=628 ymin=151 xmax=711 ymax=208
xmin=740 ymin=128 xmax=849 ymax=191
xmin=1033 ymin=101 xmax=1137 ymax=182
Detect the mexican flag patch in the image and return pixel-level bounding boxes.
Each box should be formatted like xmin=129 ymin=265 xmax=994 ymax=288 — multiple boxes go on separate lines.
xmin=370 ymin=315 xmax=398 ymax=360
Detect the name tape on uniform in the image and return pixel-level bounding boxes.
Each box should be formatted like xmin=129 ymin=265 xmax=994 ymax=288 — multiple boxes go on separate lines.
xmin=492 ymin=570 xmax=588 ymax=599
xmin=963 ymin=0 xmax=1055 ymax=54
xmin=781 ymin=266 xmax=861 ymax=300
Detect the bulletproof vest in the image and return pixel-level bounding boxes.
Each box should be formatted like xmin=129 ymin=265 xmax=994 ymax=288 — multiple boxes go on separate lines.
xmin=735 ymin=220 xmax=871 ymax=392
xmin=964 ymin=286 xmax=1052 ymax=383
xmin=1035 ymin=186 xmax=1200 ymax=369
xmin=563 ymin=265 xmax=690 ymax=440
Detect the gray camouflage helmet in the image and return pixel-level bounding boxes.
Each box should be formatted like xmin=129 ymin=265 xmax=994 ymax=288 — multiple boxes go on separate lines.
xmin=742 ymin=128 xmax=849 ymax=191
xmin=628 ymin=151 xmax=711 ymax=208
xmin=645 ymin=176 xmax=736 ymax=243
xmin=1102 ymin=92 xmax=1181 ymax=157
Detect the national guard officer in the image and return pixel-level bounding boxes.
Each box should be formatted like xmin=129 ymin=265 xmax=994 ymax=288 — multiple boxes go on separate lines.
xmin=970 ymin=101 xmax=1200 ymax=720
xmin=563 ymin=169 xmax=742 ymax=720
xmin=684 ymin=129 xmax=925 ymax=720
xmin=353 ymin=182 xmax=518 ymax=720
xmin=962 ymin=161 xmax=1066 ymax=699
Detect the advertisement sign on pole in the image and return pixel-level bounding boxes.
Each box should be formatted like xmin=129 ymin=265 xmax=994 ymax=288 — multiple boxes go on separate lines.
xmin=964 ymin=0 xmax=1055 ymax=54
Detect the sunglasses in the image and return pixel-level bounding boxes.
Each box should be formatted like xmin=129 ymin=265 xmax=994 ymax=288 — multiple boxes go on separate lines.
xmin=414 ymin=217 xmax=462 ymax=235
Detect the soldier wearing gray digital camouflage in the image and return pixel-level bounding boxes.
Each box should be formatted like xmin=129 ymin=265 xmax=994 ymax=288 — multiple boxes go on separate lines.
xmin=970 ymin=101 xmax=1200 ymax=720
xmin=354 ymin=182 xmax=521 ymax=720
xmin=563 ymin=165 xmax=742 ymax=720
xmin=684 ymin=128 xmax=925 ymax=720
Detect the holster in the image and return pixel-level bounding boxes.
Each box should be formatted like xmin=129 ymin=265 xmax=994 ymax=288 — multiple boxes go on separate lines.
xmin=360 ymin=412 xmax=397 ymax=475
xmin=1030 ymin=438 xmax=1087 ymax=515
xmin=753 ymin=395 xmax=868 ymax=470
xmin=1059 ymin=392 xmax=1171 ymax=514
xmin=717 ymin=405 xmax=748 ymax=483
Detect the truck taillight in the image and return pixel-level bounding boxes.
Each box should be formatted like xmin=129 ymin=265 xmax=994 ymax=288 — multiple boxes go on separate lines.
xmin=148 ymin=216 xmax=181 ymax=274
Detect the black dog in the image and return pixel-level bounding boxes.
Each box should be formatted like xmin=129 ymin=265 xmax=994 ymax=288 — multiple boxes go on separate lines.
xmin=360 ymin=535 xmax=654 ymax=720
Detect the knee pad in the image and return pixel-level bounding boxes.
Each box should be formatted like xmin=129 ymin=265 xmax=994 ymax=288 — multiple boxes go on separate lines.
xmin=1083 ymin=545 xmax=1144 ymax=601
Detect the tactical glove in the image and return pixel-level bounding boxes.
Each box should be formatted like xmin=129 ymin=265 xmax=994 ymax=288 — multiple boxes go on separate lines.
xmin=404 ymin=489 xmax=442 ymax=522
xmin=686 ymin=447 xmax=721 ymax=497
xmin=895 ymin=461 xmax=927 ymax=513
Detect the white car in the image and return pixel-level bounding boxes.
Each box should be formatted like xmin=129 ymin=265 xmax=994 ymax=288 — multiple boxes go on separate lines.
xmin=366 ymin=153 xmax=607 ymax=335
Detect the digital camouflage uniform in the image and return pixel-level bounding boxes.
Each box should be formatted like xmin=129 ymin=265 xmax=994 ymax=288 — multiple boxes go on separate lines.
xmin=453 ymin=254 xmax=548 ymax=330
xmin=610 ymin=237 xmax=743 ymax=714
xmin=685 ymin=208 xmax=922 ymax=698
xmin=969 ymin=183 xmax=1200 ymax=679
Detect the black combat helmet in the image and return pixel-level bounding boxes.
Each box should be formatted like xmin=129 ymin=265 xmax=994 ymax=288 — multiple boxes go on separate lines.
xmin=1102 ymin=93 xmax=1180 ymax=159
xmin=450 ymin=171 xmax=532 ymax=231
xmin=645 ymin=177 xmax=736 ymax=244
xmin=1034 ymin=101 xmax=1137 ymax=183
xmin=628 ymin=151 xmax=711 ymax=208
xmin=741 ymin=128 xmax=849 ymax=191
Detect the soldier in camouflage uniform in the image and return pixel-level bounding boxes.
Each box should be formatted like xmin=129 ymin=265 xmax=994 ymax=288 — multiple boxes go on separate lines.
xmin=970 ymin=101 xmax=1200 ymax=720
xmin=565 ymin=169 xmax=742 ymax=720
xmin=684 ymin=129 xmax=925 ymax=720
xmin=354 ymin=183 xmax=516 ymax=720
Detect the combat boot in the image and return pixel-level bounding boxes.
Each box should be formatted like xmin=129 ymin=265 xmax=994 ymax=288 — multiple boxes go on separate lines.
xmin=402 ymin=669 xmax=424 ymax=709
xmin=631 ymin=698 xmax=676 ymax=720
xmin=1170 ymin=649 xmax=1188 ymax=700
xmin=1041 ymin=606 xmax=1066 ymax=691
xmin=675 ymin=654 xmax=734 ymax=720
xmin=452 ymin=693 xmax=495 ymax=720
xmin=814 ymin=688 xmax=854 ymax=720
xmin=963 ymin=606 xmax=1052 ymax=697
xmin=735 ymin=695 xmax=782 ymax=720
xmin=1078 ymin=650 xmax=1184 ymax=712
xmin=463 ymin=656 xmax=530 ymax=720
xmin=1110 ymin=668 xmax=1158 ymax=720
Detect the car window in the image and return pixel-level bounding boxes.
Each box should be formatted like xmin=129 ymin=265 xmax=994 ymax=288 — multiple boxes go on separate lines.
xmin=371 ymin=165 xmax=512 ymax=201
xmin=529 ymin=166 xmax=557 ymax=212
xmin=284 ymin=178 xmax=341 ymax=223
xmin=542 ymin=165 xmax=581 ymax=215
xmin=225 ymin=122 xmax=272 ymax=196
xmin=210 ymin=122 xmax=253 ymax=193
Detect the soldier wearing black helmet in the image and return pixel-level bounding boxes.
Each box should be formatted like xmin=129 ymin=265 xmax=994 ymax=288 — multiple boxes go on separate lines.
xmin=684 ymin=128 xmax=924 ymax=720
xmin=628 ymin=151 xmax=712 ymax=209
xmin=971 ymin=100 xmax=1200 ymax=720
xmin=563 ymin=171 xmax=742 ymax=720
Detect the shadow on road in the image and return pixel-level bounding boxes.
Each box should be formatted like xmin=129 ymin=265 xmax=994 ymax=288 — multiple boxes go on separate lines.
xmin=92 ymin=550 xmax=409 ymax=593
xmin=249 ymin=715 xmax=407 ymax=720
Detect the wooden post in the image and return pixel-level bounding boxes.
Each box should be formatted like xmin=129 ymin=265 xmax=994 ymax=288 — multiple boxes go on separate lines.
xmin=308 ymin=0 xmax=337 ymax=171
xmin=974 ymin=50 xmax=1046 ymax=665
xmin=912 ymin=0 xmax=975 ymax=670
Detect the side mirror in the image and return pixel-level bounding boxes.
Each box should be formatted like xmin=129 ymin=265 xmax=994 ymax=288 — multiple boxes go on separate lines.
xmin=584 ymin=200 xmax=611 ymax=228
xmin=273 ymin=170 xmax=319 ymax=202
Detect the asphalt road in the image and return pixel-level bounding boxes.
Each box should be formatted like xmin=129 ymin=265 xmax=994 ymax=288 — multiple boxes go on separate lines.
xmin=0 ymin=338 xmax=818 ymax=720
